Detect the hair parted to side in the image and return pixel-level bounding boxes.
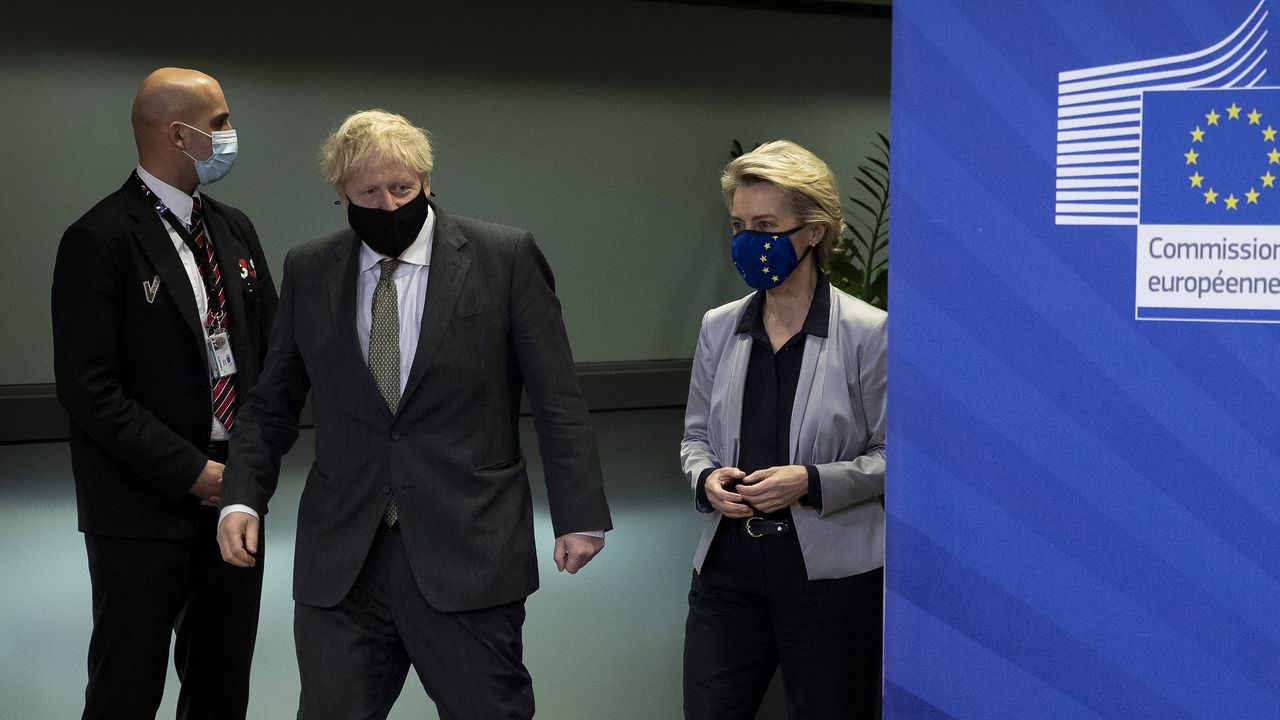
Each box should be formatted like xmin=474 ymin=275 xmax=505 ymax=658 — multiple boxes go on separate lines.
xmin=721 ymin=140 xmax=842 ymax=269
xmin=320 ymin=109 xmax=433 ymax=189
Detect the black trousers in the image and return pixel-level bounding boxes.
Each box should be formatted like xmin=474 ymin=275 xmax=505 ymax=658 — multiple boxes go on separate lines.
xmin=684 ymin=518 xmax=883 ymax=720
xmin=294 ymin=523 xmax=534 ymax=720
xmin=82 ymin=508 xmax=264 ymax=720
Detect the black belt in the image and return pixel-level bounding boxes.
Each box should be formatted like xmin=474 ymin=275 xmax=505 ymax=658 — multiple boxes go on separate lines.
xmin=205 ymin=441 xmax=229 ymax=462
xmin=743 ymin=517 xmax=791 ymax=537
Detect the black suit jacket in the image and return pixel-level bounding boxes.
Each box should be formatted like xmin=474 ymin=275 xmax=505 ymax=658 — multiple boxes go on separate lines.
xmin=52 ymin=173 xmax=278 ymax=539
xmin=222 ymin=203 xmax=612 ymax=612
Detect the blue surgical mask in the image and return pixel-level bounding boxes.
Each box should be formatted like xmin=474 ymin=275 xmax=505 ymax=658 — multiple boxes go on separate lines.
xmin=179 ymin=122 xmax=238 ymax=185
xmin=730 ymin=225 xmax=813 ymax=290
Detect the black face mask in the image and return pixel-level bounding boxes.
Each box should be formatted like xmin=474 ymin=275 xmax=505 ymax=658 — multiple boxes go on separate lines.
xmin=347 ymin=188 xmax=428 ymax=258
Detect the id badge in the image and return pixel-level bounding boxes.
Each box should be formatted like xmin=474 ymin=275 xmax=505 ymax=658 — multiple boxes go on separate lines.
xmin=207 ymin=329 xmax=238 ymax=379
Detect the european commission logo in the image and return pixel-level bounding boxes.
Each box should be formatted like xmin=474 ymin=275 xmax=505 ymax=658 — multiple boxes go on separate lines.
xmin=1056 ymin=0 xmax=1280 ymax=322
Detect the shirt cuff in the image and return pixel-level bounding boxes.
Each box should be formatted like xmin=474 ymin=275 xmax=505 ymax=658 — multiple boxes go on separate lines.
xmin=218 ymin=504 xmax=259 ymax=527
xmin=573 ymin=530 xmax=606 ymax=539
xmin=695 ymin=467 xmax=717 ymax=513
xmin=803 ymin=464 xmax=823 ymax=511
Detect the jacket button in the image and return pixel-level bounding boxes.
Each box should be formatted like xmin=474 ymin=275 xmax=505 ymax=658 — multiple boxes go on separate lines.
xmin=382 ymin=484 xmax=391 ymax=494
xmin=391 ymin=431 xmax=401 ymax=440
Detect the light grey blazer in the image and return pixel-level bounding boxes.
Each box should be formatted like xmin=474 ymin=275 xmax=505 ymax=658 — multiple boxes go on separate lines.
xmin=680 ymin=284 xmax=887 ymax=580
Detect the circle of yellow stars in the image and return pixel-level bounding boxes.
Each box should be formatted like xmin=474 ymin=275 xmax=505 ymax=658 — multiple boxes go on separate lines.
xmin=1184 ymin=101 xmax=1277 ymax=212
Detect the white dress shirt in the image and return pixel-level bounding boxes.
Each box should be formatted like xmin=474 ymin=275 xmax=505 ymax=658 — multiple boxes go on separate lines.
xmin=220 ymin=208 xmax=434 ymax=526
xmin=355 ymin=207 xmax=435 ymax=392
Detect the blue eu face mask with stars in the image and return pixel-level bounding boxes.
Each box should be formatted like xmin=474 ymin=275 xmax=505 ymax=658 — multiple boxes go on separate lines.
xmin=730 ymin=225 xmax=813 ymax=290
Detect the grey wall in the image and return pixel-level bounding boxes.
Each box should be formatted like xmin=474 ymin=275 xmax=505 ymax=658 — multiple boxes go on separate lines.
xmin=0 ymin=2 xmax=890 ymax=717
xmin=0 ymin=0 xmax=889 ymax=385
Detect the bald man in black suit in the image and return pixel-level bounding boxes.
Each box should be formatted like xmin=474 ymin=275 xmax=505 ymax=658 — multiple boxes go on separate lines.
xmin=51 ymin=67 xmax=277 ymax=720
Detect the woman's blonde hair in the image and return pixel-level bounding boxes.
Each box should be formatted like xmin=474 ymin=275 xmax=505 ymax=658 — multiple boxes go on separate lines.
xmin=320 ymin=109 xmax=433 ymax=190
xmin=720 ymin=140 xmax=842 ymax=269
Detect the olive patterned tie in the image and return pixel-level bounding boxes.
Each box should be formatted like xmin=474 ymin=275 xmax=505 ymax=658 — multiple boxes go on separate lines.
xmin=369 ymin=258 xmax=401 ymax=526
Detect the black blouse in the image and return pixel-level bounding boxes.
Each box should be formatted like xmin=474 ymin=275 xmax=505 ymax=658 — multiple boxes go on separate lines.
xmin=696 ymin=273 xmax=829 ymax=515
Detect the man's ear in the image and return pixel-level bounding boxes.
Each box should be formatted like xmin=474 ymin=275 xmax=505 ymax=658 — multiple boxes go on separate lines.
xmin=168 ymin=122 xmax=188 ymax=151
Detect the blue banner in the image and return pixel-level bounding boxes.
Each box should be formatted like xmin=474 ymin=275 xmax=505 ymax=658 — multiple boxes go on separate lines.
xmin=888 ymin=1 xmax=1280 ymax=717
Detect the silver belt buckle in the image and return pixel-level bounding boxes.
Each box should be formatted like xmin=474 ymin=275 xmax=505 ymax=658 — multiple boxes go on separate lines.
xmin=745 ymin=517 xmax=764 ymax=538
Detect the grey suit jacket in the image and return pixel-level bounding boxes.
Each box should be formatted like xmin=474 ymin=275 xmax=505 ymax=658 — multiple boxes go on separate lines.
xmin=680 ymin=284 xmax=887 ymax=580
xmin=222 ymin=203 xmax=612 ymax=612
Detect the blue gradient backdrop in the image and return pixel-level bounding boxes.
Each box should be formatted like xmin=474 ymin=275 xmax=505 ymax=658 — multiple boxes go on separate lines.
xmin=887 ymin=2 xmax=1280 ymax=718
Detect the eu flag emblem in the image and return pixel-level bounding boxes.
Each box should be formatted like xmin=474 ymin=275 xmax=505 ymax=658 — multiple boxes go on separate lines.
xmin=1141 ymin=88 xmax=1280 ymax=225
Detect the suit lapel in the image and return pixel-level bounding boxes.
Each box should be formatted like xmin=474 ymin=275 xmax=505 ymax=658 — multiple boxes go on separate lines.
xmin=720 ymin=333 xmax=752 ymax=466
xmin=400 ymin=208 xmax=470 ymax=408
xmin=327 ymin=231 xmax=375 ymax=383
xmin=124 ymin=178 xmax=204 ymax=347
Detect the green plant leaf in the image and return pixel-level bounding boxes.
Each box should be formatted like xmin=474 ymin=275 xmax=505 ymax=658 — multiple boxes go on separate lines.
xmin=847 ymin=216 xmax=877 ymax=235
xmin=854 ymin=178 xmax=886 ymax=204
xmin=858 ymin=167 xmax=888 ymax=194
xmin=848 ymin=197 xmax=880 ymax=217
xmin=860 ymin=162 xmax=888 ymax=181
xmin=871 ymin=271 xmax=888 ymax=309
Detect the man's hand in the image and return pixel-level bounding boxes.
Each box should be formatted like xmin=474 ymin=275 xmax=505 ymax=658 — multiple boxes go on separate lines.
xmin=735 ymin=465 xmax=809 ymax=514
xmin=217 ymin=511 xmax=260 ymax=568
xmin=554 ymin=533 xmax=604 ymax=574
xmin=190 ymin=460 xmax=224 ymax=508
xmin=706 ymin=467 xmax=752 ymax=518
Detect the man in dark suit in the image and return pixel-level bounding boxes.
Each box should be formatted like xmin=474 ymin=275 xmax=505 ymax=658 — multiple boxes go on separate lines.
xmin=51 ymin=67 xmax=277 ymax=720
xmin=216 ymin=109 xmax=612 ymax=719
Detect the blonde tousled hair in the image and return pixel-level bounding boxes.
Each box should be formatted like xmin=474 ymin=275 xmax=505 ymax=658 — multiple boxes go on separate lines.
xmin=720 ymin=140 xmax=842 ymax=269
xmin=320 ymin=109 xmax=433 ymax=190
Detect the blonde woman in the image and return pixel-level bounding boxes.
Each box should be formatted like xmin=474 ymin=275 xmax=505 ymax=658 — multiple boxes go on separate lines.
xmin=680 ymin=140 xmax=887 ymax=719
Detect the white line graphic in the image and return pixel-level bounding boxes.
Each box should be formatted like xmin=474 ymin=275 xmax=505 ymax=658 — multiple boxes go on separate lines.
xmin=1055 ymin=0 xmax=1270 ymax=225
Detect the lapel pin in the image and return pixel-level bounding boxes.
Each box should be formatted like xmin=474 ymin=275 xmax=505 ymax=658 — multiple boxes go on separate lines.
xmin=143 ymin=275 xmax=160 ymax=304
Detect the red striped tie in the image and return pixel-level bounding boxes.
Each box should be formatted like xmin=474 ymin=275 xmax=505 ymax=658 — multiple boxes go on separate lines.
xmin=189 ymin=196 xmax=237 ymax=430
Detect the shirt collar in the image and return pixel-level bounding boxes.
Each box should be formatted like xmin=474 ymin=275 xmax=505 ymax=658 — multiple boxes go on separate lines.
xmin=736 ymin=271 xmax=831 ymax=339
xmin=358 ymin=204 xmax=436 ymax=273
xmin=136 ymin=165 xmax=198 ymax=227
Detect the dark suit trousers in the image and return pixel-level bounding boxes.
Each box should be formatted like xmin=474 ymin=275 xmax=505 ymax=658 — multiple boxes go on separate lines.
xmin=82 ymin=507 xmax=264 ymax=720
xmin=294 ymin=523 xmax=534 ymax=720
xmin=683 ymin=518 xmax=883 ymax=720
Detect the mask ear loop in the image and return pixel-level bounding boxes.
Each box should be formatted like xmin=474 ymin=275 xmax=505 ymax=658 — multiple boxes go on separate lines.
xmin=175 ymin=122 xmax=216 ymax=164
xmin=795 ymin=244 xmax=815 ymax=268
xmin=794 ymin=225 xmax=819 ymax=265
